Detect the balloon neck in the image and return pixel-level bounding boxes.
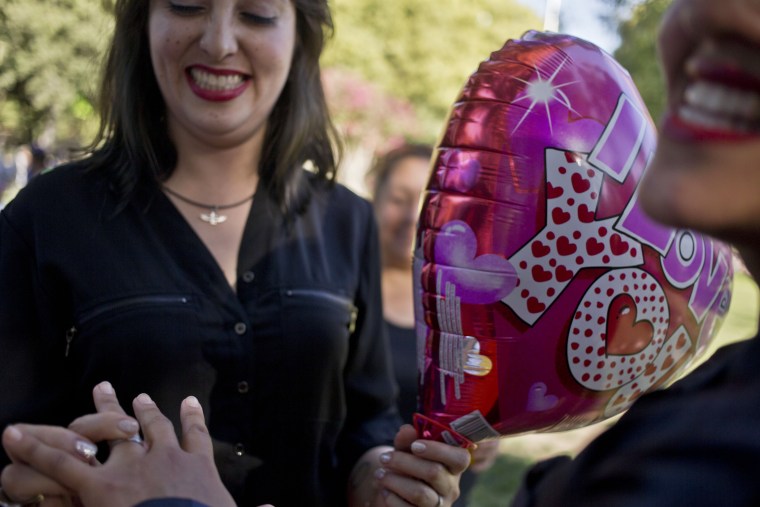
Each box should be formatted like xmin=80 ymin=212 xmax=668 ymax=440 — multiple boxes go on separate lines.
xmin=413 ymin=413 xmax=475 ymax=449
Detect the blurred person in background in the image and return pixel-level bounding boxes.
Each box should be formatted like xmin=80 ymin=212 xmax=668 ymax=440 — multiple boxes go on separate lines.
xmin=368 ymin=143 xmax=500 ymax=507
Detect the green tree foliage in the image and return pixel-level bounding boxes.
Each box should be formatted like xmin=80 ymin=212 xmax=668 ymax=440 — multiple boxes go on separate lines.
xmin=323 ymin=0 xmax=542 ymax=142
xmin=613 ymin=0 xmax=672 ymax=123
xmin=0 ymin=0 xmax=113 ymax=147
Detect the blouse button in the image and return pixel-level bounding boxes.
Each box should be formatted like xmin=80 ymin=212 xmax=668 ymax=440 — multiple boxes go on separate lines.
xmin=234 ymin=322 xmax=247 ymax=335
xmin=237 ymin=381 xmax=249 ymax=394
xmin=242 ymin=271 xmax=255 ymax=283
xmin=234 ymin=443 xmax=245 ymax=456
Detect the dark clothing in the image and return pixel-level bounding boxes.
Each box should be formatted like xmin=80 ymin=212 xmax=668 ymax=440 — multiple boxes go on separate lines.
xmin=0 ymin=162 xmax=400 ymax=506
xmin=513 ymin=334 xmax=760 ymax=507
xmin=386 ymin=320 xmax=477 ymax=507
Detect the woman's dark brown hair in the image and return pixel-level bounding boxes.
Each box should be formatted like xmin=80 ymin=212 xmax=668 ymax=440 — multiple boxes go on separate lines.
xmin=88 ymin=0 xmax=339 ymax=214
xmin=367 ymin=143 xmax=433 ymax=200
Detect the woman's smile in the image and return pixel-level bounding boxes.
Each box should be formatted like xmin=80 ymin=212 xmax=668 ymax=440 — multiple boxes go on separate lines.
xmin=187 ymin=65 xmax=250 ymax=101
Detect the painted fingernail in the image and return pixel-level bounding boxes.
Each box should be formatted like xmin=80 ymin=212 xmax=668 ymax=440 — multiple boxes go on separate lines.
xmin=5 ymin=425 xmax=22 ymax=442
xmin=75 ymin=440 xmax=98 ymax=460
xmin=98 ymin=381 xmax=114 ymax=394
xmin=374 ymin=468 xmax=386 ymax=480
xmin=185 ymin=396 xmax=201 ymax=408
xmin=411 ymin=441 xmax=427 ymax=453
xmin=135 ymin=393 xmax=153 ymax=405
xmin=118 ymin=419 xmax=140 ymax=434
xmin=379 ymin=452 xmax=391 ymax=464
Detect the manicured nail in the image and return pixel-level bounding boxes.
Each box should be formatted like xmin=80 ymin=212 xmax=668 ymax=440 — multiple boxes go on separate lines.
xmin=374 ymin=468 xmax=386 ymax=480
xmin=379 ymin=452 xmax=391 ymax=464
xmin=98 ymin=381 xmax=114 ymax=395
xmin=75 ymin=440 xmax=97 ymax=460
xmin=5 ymin=425 xmax=22 ymax=442
xmin=118 ymin=419 xmax=140 ymax=434
xmin=411 ymin=441 xmax=427 ymax=454
xmin=185 ymin=396 xmax=201 ymax=408
xmin=135 ymin=393 xmax=153 ymax=405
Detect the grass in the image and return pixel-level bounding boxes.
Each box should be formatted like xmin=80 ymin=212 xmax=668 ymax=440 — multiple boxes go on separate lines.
xmin=467 ymin=272 xmax=760 ymax=507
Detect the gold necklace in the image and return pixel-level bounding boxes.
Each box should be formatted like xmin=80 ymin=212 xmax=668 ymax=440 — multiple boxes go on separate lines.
xmin=162 ymin=185 xmax=255 ymax=226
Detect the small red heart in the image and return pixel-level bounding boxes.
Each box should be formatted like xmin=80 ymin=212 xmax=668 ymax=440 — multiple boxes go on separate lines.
xmin=556 ymin=236 xmax=577 ymax=256
xmin=661 ymin=355 xmax=674 ymax=370
xmin=612 ymin=394 xmax=626 ymax=406
xmin=527 ymin=297 xmax=546 ymax=314
xmin=571 ymin=172 xmax=591 ymax=193
xmin=531 ymin=240 xmax=551 ymax=258
xmin=552 ymin=208 xmax=571 ymax=225
xmin=676 ymin=335 xmax=687 ymax=349
xmin=606 ymin=294 xmax=654 ymax=356
xmin=577 ymin=204 xmax=595 ymax=223
xmin=532 ymin=265 xmax=553 ymax=283
xmin=644 ymin=363 xmax=657 ymax=376
xmin=586 ymin=237 xmax=605 ymax=256
xmin=555 ymin=265 xmax=573 ymax=282
xmin=610 ymin=234 xmax=630 ymax=256
xmin=547 ymin=182 xmax=564 ymax=199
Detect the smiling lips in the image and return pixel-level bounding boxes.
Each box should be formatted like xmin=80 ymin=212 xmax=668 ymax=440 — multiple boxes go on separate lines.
xmin=186 ymin=65 xmax=250 ymax=102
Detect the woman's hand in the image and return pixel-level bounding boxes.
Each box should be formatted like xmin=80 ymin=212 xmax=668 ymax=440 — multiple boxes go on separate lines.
xmin=468 ymin=440 xmax=499 ymax=474
xmin=1 ymin=383 xmax=244 ymax=507
xmin=368 ymin=424 xmax=471 ymax=506
xmin=1 ymin=381 xmax=141 ymax=506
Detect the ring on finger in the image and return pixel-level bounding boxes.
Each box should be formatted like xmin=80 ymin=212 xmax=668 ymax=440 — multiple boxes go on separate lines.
xmin=110 ymin=433 xmax=144 ymax=448
xmin=435 ymin=493 xmax=443 ymax=507
xmin=0 ymin=488 xmax=45 ymax=507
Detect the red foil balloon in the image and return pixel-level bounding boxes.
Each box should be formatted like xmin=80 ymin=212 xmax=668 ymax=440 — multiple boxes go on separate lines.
xmin=413 ymin=31 xmax=733 ymax=445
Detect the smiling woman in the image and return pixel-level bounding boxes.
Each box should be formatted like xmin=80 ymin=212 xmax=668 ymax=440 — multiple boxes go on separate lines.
xmin=0 ymin=0 xmax=472 ymax=506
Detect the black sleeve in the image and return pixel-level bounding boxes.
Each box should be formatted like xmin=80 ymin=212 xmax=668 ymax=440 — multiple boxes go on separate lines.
xmin=335 ymin=200 xmax=401 ymax=480
xmin=0 ymin=205 xmax=75 ymax=466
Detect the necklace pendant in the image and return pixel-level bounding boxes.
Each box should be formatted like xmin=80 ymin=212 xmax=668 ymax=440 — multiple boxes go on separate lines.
xmin=200 ymin=209 xmax=227 ymax=225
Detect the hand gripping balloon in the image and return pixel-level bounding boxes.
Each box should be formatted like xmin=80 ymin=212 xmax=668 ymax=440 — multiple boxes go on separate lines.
xmin=413 ymin=31 xmax=733 ymax=447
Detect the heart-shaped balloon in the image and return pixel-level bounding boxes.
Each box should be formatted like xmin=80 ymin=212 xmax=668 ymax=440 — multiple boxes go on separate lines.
xmin=413 ymin=31 xmax=734 ymax=444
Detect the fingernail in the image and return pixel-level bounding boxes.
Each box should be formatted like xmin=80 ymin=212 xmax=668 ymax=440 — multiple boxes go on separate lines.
xmin=75 ymin=440 xmax=98 ymax=460
xmin=5 ymin=425 xmax=22 ymax=442
xmin=185 ymin=396 xmax=201 ymax=408
xmin=98 ymin=381 xmax=114 ymax=394
xmin=135 ymin=393 xmax=153 ymax=405
xmin=411 ymin=441 xmax=426 ymax=454
xmin=118 ymin=419 xmax=140 ymax=434
xmin=379 ymin=452 xmax=391 ymax=464
xmin=374 ymin=468 xmax=386 ymax=480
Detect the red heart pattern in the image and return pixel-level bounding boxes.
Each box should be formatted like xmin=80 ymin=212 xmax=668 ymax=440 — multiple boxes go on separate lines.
xmin=503 ymin=149 xmax=643 ymax=325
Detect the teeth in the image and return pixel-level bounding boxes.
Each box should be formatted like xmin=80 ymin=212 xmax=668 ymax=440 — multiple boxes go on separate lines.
xmin=678 ymin=104 xmax=755 ymax=133
xmin=190 ymin=68 xmax=244 ymax=91
xmin=683 ymin=80 xmax=760 ymax=121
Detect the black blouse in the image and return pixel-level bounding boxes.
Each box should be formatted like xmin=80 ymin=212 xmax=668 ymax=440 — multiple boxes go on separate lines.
xmin=0 ymin=162 xmax=400 ymax=506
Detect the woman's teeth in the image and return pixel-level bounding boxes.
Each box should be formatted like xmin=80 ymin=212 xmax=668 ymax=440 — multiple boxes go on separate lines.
xmin=680 ymin=80 xmax=760 ymax=133
xmin=190 ymin=68 xmax=244 ymax=90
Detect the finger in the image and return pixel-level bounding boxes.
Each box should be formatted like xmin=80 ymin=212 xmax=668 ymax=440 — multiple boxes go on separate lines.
xmin=68 ymin=412 xmax=140 ymax=443
xmin=132 ymin=393 xmax=179 ymax=450
xmin=92 ymin=381 xmax=129 ymax=416
xmin=179 ymin=396 xmax=212 ymax=456
xmin=4 ymin=425 xmax=97 ymax=465
xmin=379 ymin=450 xmax=452 ymax=497
xmin=375 ymin=468 xmax=435 ymax=507
xmin=1 ymin=426 xmax=90 ymax=493
xmin=408 ymin=440 xmax=470 ymax=475
xmin=1 ymin=463 xmax=71 ymax=499
xmin=393 ymin=424 xmax=418 ymax=453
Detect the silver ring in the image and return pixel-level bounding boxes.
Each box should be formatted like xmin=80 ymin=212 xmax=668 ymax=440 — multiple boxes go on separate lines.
xmin=435 ymin=494 xmax=443 ymax=507
xmin=0 ymin=488 xmax=44 ymax=507
xmin=110 ymin=434 xmax=144 ymax=447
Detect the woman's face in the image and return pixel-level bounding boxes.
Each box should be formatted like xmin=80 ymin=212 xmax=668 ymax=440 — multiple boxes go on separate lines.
xmin=148 ymin=0 xmax=296 ymax=150
xmin=640 ymin=0 xmax=760 ymax=245
xmin=375 ymin=156 xmax=430 ymax=268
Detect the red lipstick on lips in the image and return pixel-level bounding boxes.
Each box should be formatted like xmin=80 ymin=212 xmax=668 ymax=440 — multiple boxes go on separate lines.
xmin=186 ymin=65 xmax=250 ymax=102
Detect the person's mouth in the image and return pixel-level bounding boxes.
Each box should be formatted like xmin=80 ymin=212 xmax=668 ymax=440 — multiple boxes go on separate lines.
xmin=674 ymin=79 xmax=760 ymax=137
xmin=186 ymin=65 xmax=250 ymax=101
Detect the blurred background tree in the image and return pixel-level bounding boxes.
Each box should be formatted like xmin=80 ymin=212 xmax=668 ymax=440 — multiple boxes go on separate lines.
xmin=0 ymin=0 xmax=113 ymax=152
xmin=611 ymin=0 xmax=673 ymax=123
